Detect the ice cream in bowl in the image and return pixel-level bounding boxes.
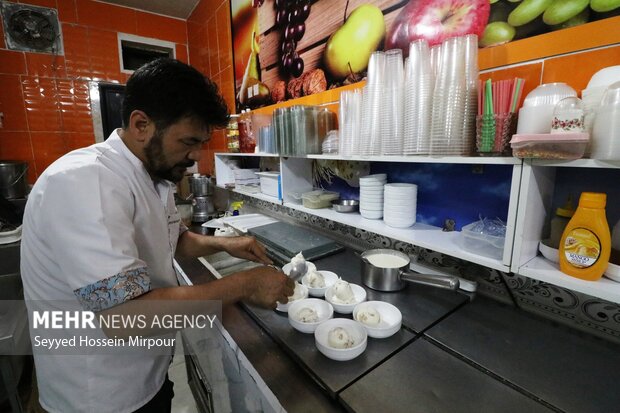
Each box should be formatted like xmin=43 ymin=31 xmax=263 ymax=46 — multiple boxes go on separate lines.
xmin=353 ymin=301 xmax=402 ymax=339
xmin=287 ymin=298 xmax=334 ymax=333
xmin=314 ymin=318 xmax=367 ymax=361
xmin=301 ymin=270 xmax=339 ymax=297
xmin=276 ymin=282 xmax=309 ymax=312
xmin=325 ymin=279 xmax=367 ymax=314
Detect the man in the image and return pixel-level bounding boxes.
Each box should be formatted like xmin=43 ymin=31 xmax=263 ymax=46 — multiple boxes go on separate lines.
xmin=20 ymin=58 xmax=293 ymax=412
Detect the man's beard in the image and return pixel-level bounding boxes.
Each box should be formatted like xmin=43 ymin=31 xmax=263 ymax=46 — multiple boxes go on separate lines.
xmin=144 ymin=128 xmax=194 ymax=182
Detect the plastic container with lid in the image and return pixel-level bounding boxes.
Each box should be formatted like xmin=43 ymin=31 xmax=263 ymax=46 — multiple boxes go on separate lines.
xmin=255 ymin=172 xmax=281 ymax=199
xmin=548 ymin=196 xmax=575 ymax=249
xmin=559 ymin=192 xmax=611 ymax=281
xmin=302 ymin=190 xmax=340 ymax=209
xmin=460 ymin=219 xmax=506 ymax=260
xmin=510 ymin=133 xmax=589 ymax=159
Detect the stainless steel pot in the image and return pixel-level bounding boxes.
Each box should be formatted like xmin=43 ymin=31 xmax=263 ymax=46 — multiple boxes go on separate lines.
xmin=360 ymin=249 xmax=459 ymax=292
xmin=0 ymin=161 xmax=28 ymax=199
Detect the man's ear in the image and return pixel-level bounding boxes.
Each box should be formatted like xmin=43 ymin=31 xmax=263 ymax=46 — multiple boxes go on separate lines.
xmin=127 ymin=110 xmax=152 ymax=143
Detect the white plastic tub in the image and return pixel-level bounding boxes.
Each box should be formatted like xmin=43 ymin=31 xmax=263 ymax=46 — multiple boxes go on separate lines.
xmin=255 ymin=172 xmax=281 ymax=199
xmin=460 ymin=222 xmax=505 ymax=260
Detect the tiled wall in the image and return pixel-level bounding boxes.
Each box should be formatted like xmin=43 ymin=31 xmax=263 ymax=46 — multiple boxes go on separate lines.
xmin=0 ymin=0 xmax=188 ymax=183
xmin=480 ymin=44 xmax=620 ymax=111
xmin=187 ymin=0 xmax=235 ymax=176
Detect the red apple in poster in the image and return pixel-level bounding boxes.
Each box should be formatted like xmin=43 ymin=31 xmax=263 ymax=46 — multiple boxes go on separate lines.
xmin=386 ymin=0 xmax=490 ymax=52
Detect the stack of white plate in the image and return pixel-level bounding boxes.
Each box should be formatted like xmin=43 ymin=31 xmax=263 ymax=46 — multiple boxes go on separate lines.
xmin=359 ymin=174 xmax=386 ymax=219
xmin=383 ymin=183 xmax=417 ymax=228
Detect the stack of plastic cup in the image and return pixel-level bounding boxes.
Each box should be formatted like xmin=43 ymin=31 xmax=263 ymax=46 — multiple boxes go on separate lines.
xmin=430 ymin=36 xmax=467 ymax=156
xmin=359 ymin=174 xmax=386 ymax=219
xmin=461 ymin=34 xmax=479 ymax=156
xmin=339 ymin=89 xmax=362 ymax=156
xmin=430 ymin=44 xmax=442 ymax=81
xmin=404 ymin=40 xmax=433 ymax=155
xmin=361 ymin=52 xmax=385 ymax=156
xmin=383 ymin=183 xmax=417 ymax=228
xmin=381 ymin=49 xmax=405 ymax=155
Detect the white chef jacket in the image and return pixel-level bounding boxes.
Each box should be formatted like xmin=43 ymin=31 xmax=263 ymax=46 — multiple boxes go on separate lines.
xmin=21 ymin=129 xmax=186 ymax=413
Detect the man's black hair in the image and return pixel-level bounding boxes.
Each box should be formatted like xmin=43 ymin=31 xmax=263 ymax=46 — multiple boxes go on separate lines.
xmin=122 ymin=58 xmax=230 ymax=131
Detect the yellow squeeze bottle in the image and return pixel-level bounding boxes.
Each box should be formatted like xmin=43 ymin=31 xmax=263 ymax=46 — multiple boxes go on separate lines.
xmin=559 ymin=192 xmax=611 ymax=281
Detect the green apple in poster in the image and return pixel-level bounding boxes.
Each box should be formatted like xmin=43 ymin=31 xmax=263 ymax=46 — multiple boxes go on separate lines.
xmin=591 ymin=0 xmax=620 ymax=12
xmin=324 ymin=4 xmax=385 ymax=80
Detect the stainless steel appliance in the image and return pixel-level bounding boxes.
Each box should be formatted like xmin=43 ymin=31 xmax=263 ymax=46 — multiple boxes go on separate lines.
xmin=188 ymin=174 xmax=214 ymax=223
xmin=0 ymin=161 xmax=28 ymax=200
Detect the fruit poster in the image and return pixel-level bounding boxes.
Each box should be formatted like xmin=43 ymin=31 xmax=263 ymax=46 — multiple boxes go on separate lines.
xmin=231 ymin=0 xmax=620 ymax=112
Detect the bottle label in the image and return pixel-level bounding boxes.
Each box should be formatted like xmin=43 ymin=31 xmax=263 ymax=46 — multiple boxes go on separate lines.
xmin=564 ymin=228 xmax=601 ymax=268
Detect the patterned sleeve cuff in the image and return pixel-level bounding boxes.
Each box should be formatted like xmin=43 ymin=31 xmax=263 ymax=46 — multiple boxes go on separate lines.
xmin=73 ymin=267 xmax=151 ymax=312
xmin=179 ymin=220 xmax=188 ymax=235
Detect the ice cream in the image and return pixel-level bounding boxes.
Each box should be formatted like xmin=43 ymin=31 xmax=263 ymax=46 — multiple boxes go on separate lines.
xmin=357 ymin=306 xmax=381 ymax=326
xmin=328 ymin=327 xmax=355 ymax=349
xmin=330 ymin=279 xmax=356 ymax=304
xmin=290 ymin=252 xmax=305 ymax=266
xmin=296 ymin=307 xmax=319 ymax=323
xmin=288 ymin=282 xmax=305 ymax=301
xmin=304 ymin=269 xmax=326 ymax=288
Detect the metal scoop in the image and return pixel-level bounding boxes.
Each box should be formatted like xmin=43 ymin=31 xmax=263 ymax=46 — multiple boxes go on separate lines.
xmin=288 ymin=261 xmax=308 ymax=282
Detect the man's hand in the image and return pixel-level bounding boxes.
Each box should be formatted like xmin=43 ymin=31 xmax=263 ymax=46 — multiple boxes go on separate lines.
xmin=241 ymin=266 xmax=295 ymax=309
xmin=221 ymin=236 xmax=273 ymax=265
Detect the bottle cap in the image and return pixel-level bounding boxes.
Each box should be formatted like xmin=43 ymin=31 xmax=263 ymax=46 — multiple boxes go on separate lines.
xmin=578 ymin=192 xmax=606 ymax=209
xmin=556 ymin=196 xmax=575 ymax=217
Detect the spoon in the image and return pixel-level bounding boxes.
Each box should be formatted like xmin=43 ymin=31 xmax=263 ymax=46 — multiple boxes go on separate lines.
xmin=288 ymin=261 xmax=308 ymax=282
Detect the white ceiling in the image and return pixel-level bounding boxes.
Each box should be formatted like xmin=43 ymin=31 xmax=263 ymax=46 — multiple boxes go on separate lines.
xmin=100 ymin=0 xmax=200 ymax=19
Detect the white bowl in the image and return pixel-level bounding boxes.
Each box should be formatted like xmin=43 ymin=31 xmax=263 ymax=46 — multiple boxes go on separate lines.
xmin=360 ymin=187 xmax=385 ymax=192
xmin=516 ymin=105 xmax=555 ymax=134
xmin=522 ymin=82 xmax=577 ymax=108
xmin=359 ymin=173 xmax=387 ymax=182
xmin=288 ymin=298 xmax=334 ymax=333
xmin=282 ymin=261 xmax=316 ymax=276
xmin=538 ymin=239 xmax=559 ymax=264
xmin=314 ymin=318 xmax=367 ymax=361
xmin=586 ymin=65 xmax=620 ymax=90
xmin=302 ymin=270 xmax=339 ymax=297
xmin=276 ymin=283 xmax=309 ymax=312
xmin=359 ymin=182 xmax=386 ymax=189
xmin=353 ymin=301 xmax=402 ymax=339
xmin=359 ymin=192 xmax=384 ymax=199
xmin=591 ymin=107 xmax=620 ymax=160
xmin=325 ymin=282 xmax=367 ymax=314
xmin=384 ymin=196 xmax=417 ymax=202
xmin=360 ymin=209 xmax=383 ymax=219
xmin=605 ymin=262 xmax=620 ymax=283
xmin=384 ymin=183 xmax=417 ymax=192
xmin=600 ymin=81 xmax=620 ymax=108
xmin=384 ymin=208 xmax=416 ymax=215
xmin=384 ymin=219 xmax=416 ymax=228
xmin=360 ymin=194 xmax=385 ymax=200
xmin=359 ymin=202 xmax=384 ymax=211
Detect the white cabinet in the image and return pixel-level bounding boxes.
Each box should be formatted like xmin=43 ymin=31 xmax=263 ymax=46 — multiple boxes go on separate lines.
xmin=213 ymin=153 xmax=620 ymax=304
xmin=512 ymin=159 xmax=620 ymax=303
